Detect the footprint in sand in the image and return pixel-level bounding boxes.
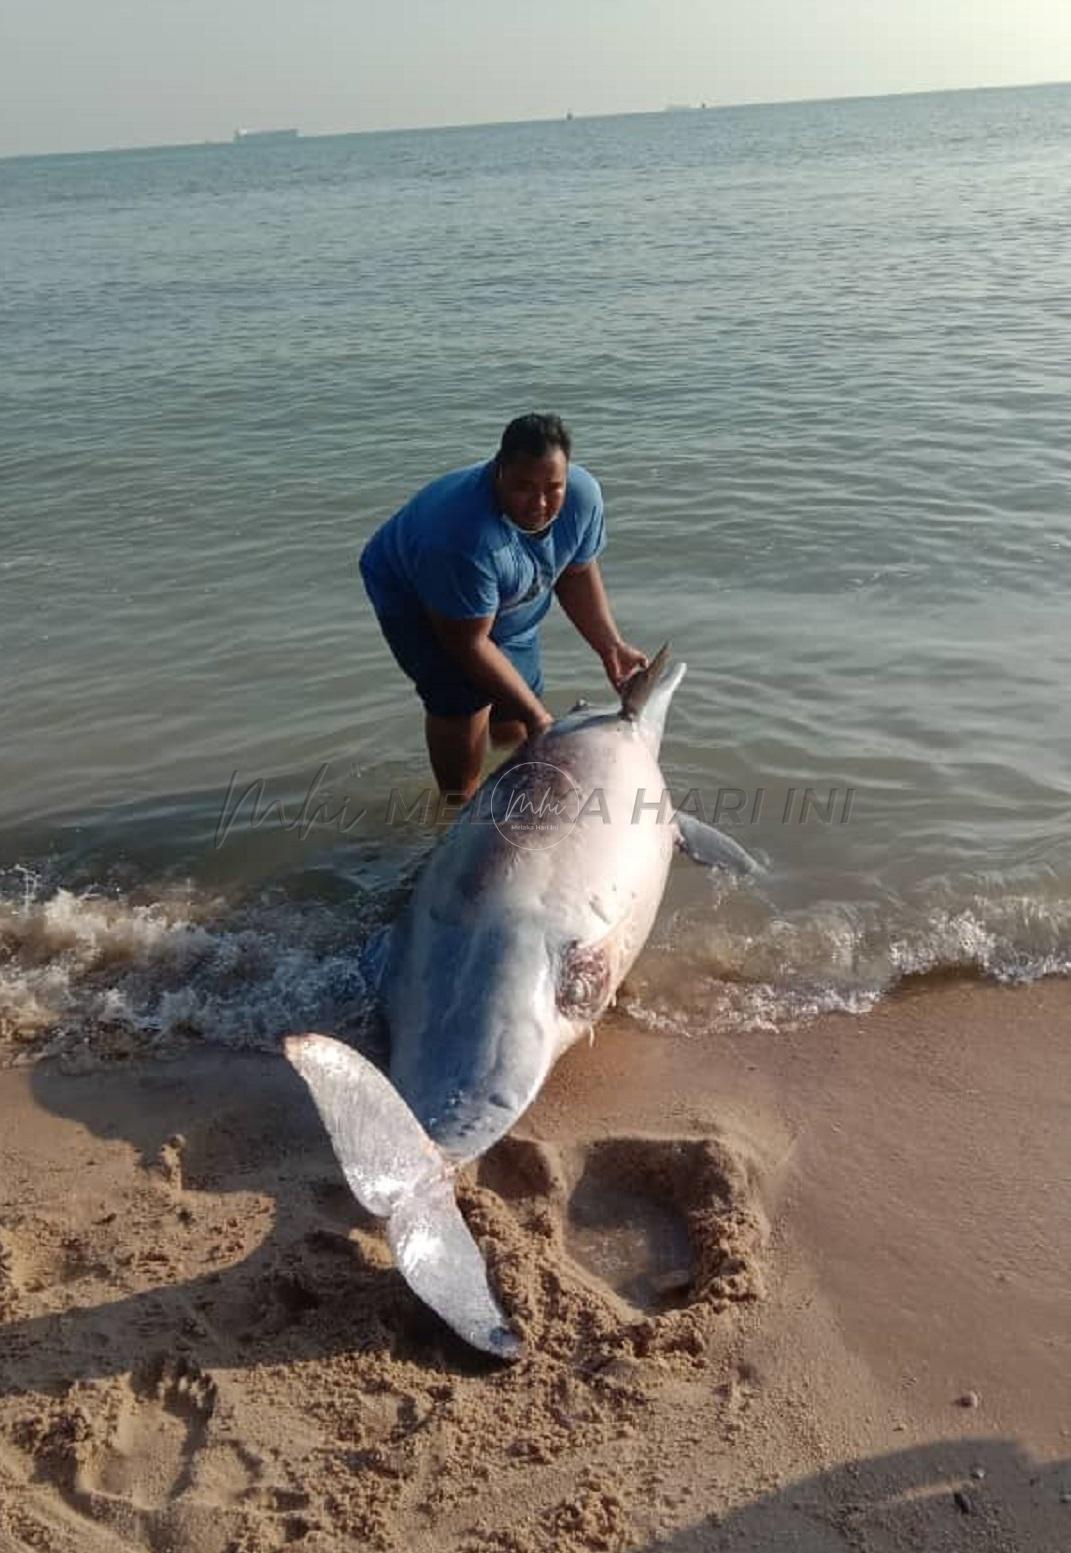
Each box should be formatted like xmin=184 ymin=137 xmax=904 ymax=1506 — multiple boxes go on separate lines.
xmin=86 ymin=1355 xmax=218 ymax=1507
xmin=25 ymin=1358 xmax=315 ymax=1552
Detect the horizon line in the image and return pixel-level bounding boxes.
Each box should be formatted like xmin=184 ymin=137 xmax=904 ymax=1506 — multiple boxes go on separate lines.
xmin=3 ymin=76 xmax=1069 ymax=165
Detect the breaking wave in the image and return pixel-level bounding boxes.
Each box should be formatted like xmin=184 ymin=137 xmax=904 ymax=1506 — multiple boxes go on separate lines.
xmin=2 ymin=851 xmax=1068 ymax=1067
xmin=626 ymin=868 xmax=1071 ymax=1036
xmin=0 ymin=866 xmax=391 ymax=1068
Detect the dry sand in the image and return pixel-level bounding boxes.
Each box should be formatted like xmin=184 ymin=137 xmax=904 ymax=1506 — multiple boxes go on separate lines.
xmin=0 ymin=977 xmax=1068 ymax=1552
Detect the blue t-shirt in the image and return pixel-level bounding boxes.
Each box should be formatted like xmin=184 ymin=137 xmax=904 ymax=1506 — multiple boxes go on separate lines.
xmin=359 ymin=460 xmax=606 ymax=645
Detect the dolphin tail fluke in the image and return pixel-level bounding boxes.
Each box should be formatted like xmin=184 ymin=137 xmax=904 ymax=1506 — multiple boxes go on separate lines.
xmin=284 ymin=1033 xmax=522 ymax=1360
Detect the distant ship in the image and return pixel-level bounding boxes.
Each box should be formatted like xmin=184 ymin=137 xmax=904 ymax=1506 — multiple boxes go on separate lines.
xmin=232 ymin=127 xmax=299 ymax=144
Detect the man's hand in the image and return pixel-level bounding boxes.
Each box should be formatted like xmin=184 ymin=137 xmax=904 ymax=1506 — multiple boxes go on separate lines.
xmin=556 ymin=563 xmax=647 ymax=694
xmin=427 ymin=609 xmax=552 ymax=738
xmin=524 ymin=706 xmax=555 ymax=738
xmin=600 ymin=640 xmax=648 ymax=692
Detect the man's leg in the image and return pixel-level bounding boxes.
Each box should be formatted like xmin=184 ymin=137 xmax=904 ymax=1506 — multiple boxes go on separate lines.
xmin=488 ymin=634 xmax=541 ymax=749
xmin=425 ymin=708 xmax=490 ymax=802
xmin=488 ymin=711 xmax=527 ymax=749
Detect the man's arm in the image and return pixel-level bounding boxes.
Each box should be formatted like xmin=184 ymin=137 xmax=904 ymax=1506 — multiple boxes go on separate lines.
xmin=426 ymin=610 xmax=553 ymax=735
xmin=554 ymin=561 xmax=647 ymax=690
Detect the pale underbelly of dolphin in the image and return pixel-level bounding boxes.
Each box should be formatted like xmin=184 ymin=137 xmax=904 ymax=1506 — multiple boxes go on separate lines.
xmin=284 ymin=649 xmax=761 ymax=1357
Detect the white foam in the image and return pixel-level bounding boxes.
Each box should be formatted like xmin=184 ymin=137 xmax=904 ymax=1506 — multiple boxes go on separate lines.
xmin=2 ymin=865 xmax=1069 ymax=1065
xmin=0 ymin=870 xmax=383 ymax=1066
xmin=624 ymin=879 xmax=1071 ymax=1037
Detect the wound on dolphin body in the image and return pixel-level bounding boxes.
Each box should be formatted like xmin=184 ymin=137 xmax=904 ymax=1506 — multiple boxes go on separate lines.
xmin=557 ymin=939 xmax=614 ymax=1020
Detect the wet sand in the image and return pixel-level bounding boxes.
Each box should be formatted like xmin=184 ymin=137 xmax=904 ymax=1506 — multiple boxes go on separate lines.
xmin=1 ymin=977 xmax=1068 ymax=1551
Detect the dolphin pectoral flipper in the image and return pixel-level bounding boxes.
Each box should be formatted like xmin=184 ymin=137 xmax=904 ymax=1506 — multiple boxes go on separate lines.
xmin=284 ymin=1034 xmax=521 ymax=1360
xmin=675 ymin=813 xmax=761 ymax=876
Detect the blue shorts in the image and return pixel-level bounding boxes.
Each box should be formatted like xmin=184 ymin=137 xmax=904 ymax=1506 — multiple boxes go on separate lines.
xmin=373 ymin=609 xmax=544 ymax=719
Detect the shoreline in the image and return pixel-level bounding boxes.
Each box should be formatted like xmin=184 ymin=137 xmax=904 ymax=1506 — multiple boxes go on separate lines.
xmin=1 ymin=977 xmax=1068 ymax=1550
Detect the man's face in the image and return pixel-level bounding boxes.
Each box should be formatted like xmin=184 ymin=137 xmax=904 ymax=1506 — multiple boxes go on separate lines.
xmin=494 ymin=449 xmax=568 ymax=532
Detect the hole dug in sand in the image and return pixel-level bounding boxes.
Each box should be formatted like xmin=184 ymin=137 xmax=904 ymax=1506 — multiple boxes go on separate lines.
xmin=475 ymin=1131 xmax=765 ymax=1341
xmin=565 ymin=1146 xmax=695 ymax=1312
xmin=562 ymin=1136 xmax=763 ymax=1317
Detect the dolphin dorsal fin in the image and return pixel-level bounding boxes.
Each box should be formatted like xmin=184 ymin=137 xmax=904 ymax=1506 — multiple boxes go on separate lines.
xmin=619 ymin=642 xmax=671 ymax=721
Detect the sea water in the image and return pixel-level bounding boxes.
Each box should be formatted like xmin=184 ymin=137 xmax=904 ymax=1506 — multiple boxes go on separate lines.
xmin=2 ymin=84 xmax=1069 ymax=1058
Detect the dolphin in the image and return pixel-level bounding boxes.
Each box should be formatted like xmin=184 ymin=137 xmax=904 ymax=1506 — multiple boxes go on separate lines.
xmin=285 ymin=646 xmax=759 ymax=1358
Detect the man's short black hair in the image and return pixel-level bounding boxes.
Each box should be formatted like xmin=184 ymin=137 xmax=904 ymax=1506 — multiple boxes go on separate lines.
xmin=498 ymin=413 xmax=572 ymax=466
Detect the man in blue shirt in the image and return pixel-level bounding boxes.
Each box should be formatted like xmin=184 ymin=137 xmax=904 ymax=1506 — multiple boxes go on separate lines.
xmin=361 ymin=413 xmax=647 ymax=800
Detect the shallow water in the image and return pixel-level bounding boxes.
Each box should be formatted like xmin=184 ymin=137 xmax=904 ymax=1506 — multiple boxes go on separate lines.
xmin=2 ymin=84 xmax=1070 ymax=1059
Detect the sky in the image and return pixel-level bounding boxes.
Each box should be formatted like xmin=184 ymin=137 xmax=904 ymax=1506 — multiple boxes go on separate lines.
xmin=2 ymin=0 xmax=1070 ymax=158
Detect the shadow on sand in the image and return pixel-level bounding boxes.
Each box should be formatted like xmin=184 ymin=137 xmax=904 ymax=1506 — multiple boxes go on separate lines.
xmin=639 ymin=1435 xmax=1069 ymax=1551
xmin=1 ymin=1056 xmax=1067 ymax=1551
xmin=1 ymin=1051 xmax=497 ymax=1397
